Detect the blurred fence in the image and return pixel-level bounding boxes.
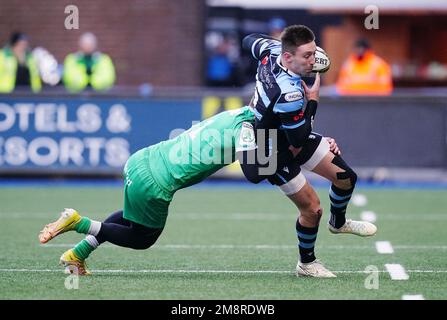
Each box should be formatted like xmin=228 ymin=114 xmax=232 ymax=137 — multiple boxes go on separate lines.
xmin=0 ymin=89 xmax=446 ymax=176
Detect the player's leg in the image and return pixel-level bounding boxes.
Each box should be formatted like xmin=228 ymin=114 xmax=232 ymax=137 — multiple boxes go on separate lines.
xmin=268 ymin=165 xmax=335 ymax=278
xmin=301 ymin=134 xmax=376 ymax=236
xmin=60 ymin=149 xmax=172 ymax=275
xmin=59 ymin=210 xmax=163 ymax=275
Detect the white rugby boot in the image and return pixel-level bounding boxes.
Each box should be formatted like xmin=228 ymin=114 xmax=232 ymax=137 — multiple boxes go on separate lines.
xmin=296 ymin=260 xmax=337 ymax=278
xmin=328 ymin=219 xmax=377 ymax=237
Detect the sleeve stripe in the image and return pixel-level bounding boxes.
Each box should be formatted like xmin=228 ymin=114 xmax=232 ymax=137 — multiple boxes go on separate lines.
xmin=281 ymin=119 xmax=306 ymax=129
xmin=251 ymin=38 xmax=263 ymax=59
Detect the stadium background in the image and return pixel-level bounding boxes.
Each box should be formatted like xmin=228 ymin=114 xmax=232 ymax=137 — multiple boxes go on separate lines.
xmin=0 ymin=0 xmax=446 ymax=301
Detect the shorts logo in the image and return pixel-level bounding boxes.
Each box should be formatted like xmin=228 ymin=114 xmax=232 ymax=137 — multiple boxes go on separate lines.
xmin=284 ymin=91 xmax=303 ymax=102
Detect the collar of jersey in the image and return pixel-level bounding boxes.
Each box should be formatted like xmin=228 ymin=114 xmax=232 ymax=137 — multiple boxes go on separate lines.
xmin=276 ymin=55 xmax=301 ymax=79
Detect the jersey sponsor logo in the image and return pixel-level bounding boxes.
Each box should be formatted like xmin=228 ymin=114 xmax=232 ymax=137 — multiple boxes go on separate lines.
xmin=284 ymin=91 xmax=303 ymax=102
xmin=261 ymin=55 xmax=268 ymax=65
xmin=239 ymin=122 xmax=256 ymax=150
xmin=293 ymin=111 xmax=304 ymax=121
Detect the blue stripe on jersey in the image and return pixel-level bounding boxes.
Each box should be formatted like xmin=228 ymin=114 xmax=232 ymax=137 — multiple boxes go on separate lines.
xmin=280 ymin=119 xmax=305 ymax=129
xmin=251 ymin=38 xmax=263 ymax=59
xmin=256 ymin=81 xmax=271 ymax=108
xmin=253 ymin=107 xmax=263 ymax=120
xmin=252 ymin=38 xmax=280 ymax=60
xmin=273 ymin=101 xmax=304 ymax=113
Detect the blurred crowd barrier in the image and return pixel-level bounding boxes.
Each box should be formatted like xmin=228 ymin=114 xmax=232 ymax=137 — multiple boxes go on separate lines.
xmin=0 ymin=89 xmax=446 ymax=177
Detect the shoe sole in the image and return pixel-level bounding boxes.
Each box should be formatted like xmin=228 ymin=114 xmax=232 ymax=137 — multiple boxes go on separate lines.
xmin=296 ymin=267 xmax=337 ymax=278
xmin=328 ymin=226 xmax=377 ymax=237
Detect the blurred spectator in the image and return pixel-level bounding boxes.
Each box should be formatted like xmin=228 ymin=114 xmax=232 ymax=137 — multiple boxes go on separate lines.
xmin=268 ymin=17 xmax=286 ymax=40
xmin=63 ymin=32 xmax=115 ymax=93
xmin=206 ymin=34 xmax=238 ymax=87
xmin=336 ymin=38 xmax=393 ymax=96
xmin=32 ymin=47 xmax=61 ymax=87
xmin=0 ymin=32 xmax=42 ymax=93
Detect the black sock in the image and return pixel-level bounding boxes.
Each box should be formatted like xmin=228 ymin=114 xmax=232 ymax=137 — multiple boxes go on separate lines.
xmin=329 ymin=184 xmax=354 ymax=229
xmin=296 ymin=220 xmax=318 ymax=263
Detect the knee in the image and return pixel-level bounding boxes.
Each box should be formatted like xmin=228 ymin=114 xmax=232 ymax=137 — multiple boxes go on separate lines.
xmin=300 ymin=197 xmax=323 ymax=222
xmin=134 ymin=229 xmax=163 ymax=250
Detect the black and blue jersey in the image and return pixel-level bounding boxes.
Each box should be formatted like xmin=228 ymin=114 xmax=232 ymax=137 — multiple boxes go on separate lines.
xmin=243 ymin=34 xmax=316 ymax=150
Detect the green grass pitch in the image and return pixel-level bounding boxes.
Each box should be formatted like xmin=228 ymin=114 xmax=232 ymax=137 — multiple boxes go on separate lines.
xmin=0 ymin=185 xmax=446 ymax=299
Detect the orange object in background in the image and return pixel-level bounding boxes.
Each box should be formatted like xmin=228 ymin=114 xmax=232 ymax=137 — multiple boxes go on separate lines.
xmin=336 ymin=39 xmax=393 ymax=96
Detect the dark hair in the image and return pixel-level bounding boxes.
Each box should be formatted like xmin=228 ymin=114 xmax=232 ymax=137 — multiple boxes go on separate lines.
xmin=355 ymin=38 xmax=370 ymax=49
xmin=280 ymin=25 xmax=315 ymax=54
xmin=10 ymin=32 xmax=28 ymax=46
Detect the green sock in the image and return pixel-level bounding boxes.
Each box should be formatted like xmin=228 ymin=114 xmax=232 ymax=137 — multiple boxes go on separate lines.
xmin=74 ymin=217 xmax=91 ymax=234
xmin=73 ymin=239 xmax=95 ymax=260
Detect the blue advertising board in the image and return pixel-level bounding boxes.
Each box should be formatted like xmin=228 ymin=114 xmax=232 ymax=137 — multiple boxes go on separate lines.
xmin=0 ymin=97 xmax=202 ymax=174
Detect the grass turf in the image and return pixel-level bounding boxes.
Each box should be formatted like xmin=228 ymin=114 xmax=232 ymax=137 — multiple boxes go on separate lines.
xmin=0 ymin=185 xmax=446 ymax=299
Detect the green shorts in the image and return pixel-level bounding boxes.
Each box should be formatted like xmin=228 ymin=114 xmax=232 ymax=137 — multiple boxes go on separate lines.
xmin=122 ymin=148 xmax=173 ymax=228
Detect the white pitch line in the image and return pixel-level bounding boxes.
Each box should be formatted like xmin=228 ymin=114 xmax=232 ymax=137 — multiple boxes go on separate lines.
xmin=361 ymin=211 xmax=377 ymax=223
xmin=3 ymin=212 xmax=447 ymax=221
xmin=385 ymin=264 xmax=409 ymax=280
xmin=402 ymin=294 xmax=425 ymax=300
xmin=0 ymin=268 xmax=446 ymax=274
xmin=376 ymin=241 xmax=394 ymax=254
xmin=39 ymin=243 xmax=447 ymax=250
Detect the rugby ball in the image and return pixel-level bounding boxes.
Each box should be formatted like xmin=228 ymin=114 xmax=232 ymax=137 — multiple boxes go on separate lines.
xmin=312 ymin=46 xmax=331 ymax=73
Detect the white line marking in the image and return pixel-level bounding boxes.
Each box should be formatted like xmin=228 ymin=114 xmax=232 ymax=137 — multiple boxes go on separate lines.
xmin=3 ymin=212 xmax=447 ymax=221
xmin=39 ymin=243 xmax=447 ymax=250
xmin=361 ymin=211 xmax=377 ymax=223
xmin=0 ymin=268 xmax=446 ymax=274
xmin=402 ymin=294 xmax=425 ymax=300
xmin=376 ymin=241 xmax=394 ymax=254
xmin=385 ymin=264 xmax=409 ymax=280
xmin=352 ymin=194 xmax=368 ymax=207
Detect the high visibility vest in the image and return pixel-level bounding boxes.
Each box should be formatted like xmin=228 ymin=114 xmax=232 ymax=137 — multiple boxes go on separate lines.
xmin=336 ymin=50 xmax=393 ymax=96
xmin=63 ymin=52 xmax=115 ymax=92
xmin=0 ymin=47 xmax=42 ymax=93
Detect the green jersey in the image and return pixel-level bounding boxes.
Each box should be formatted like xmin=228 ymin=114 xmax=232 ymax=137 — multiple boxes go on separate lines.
xmin=123 ymin=106 xmax=256 ymax=228
xmin=147 ymin=106 xmax=256 ymax=194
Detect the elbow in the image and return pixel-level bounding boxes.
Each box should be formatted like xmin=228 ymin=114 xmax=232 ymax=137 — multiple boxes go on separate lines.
xmin=242 ymin=33 xmax=258 ymax=51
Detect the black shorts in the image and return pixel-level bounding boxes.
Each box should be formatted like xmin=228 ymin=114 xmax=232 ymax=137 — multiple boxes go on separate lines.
xmin=268 ymin=132 xmax=329 ymax=188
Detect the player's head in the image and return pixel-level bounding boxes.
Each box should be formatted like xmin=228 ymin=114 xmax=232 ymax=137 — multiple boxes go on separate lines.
xmin=79 ymin=32 xmax=97 ymax=55
xmin=280 ymin=25 xmax=316 ymax=75
xmin=353 ymin=38 xmax=370 ymax=60
xmin=10 ymin=32 xmax=29 ymax=52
